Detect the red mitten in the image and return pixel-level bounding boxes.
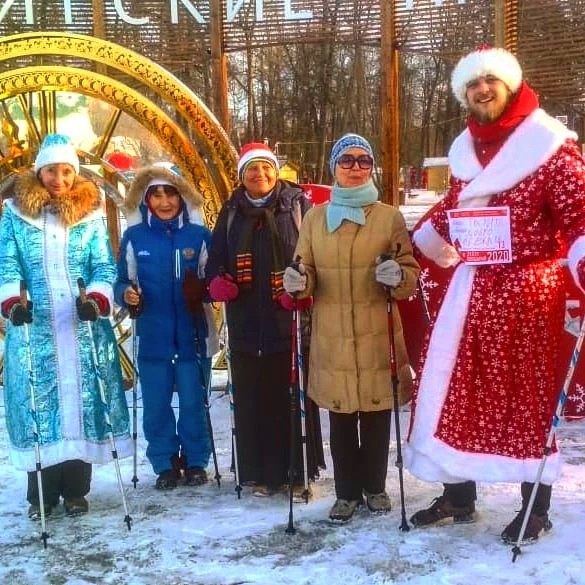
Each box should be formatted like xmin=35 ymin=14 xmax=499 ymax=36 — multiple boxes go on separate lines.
xmin=209 ymin=274 xmax=239 ymax=302
xmin=277 ymin=292 xmax=313 ymax=311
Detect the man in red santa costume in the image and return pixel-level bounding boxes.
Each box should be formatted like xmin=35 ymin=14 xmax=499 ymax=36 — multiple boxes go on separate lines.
xmin=406 ymin=45 xmax=585 ymax=544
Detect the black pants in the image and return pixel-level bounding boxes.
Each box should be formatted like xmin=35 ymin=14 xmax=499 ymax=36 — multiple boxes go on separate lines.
xmin=27 ymin=460 xmax=92 ymax=507
xmin=231 ymin=350 xmax=324 ymax=487
xmin=329 ymin=409 xmax=391 ymax=501
xmin=444 ymin=481 xmax=552 ymax=515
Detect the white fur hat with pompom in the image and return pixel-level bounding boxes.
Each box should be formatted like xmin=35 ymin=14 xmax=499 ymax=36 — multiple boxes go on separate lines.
xmin=451 ymin=46 xmax=523 ymax=106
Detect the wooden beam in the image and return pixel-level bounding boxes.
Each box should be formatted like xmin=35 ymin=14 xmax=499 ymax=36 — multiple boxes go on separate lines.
xmin=494 ymin=0 xmax=505 ymax=48
xmin=209 ymin=0 xmax=230 ymax=134
xmin=380 ymin=0 xmax=400 ymax=207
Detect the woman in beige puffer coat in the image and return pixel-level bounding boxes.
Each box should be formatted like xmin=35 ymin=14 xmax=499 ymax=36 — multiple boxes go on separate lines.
xmin=284 ymin=133 xmax=419 ymax=522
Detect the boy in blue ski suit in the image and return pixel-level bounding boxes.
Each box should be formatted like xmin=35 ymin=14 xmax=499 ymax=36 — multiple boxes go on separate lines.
xmin=115 ymin=164 xmax=218 ymax=489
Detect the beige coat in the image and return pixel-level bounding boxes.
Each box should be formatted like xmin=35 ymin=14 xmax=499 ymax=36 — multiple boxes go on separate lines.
xmin=295 ymin=202 xmax=419 ymax=413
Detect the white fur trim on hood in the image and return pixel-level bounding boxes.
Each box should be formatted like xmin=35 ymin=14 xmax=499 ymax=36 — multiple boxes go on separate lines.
xmin=123 ymin=166 xmax=204 ymax=227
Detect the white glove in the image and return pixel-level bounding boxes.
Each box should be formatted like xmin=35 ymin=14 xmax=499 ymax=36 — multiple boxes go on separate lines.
xmin=283 ymin=264 xmax=307 ymax=293
xmin=375 ymin=258 xmax=402 ymax=288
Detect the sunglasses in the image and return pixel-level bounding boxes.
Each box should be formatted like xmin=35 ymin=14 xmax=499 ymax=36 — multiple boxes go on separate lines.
xmin=337 ymin=154 xmax=374 ymax=170
xmin=146 ymin=184 xmax=180 ymax=197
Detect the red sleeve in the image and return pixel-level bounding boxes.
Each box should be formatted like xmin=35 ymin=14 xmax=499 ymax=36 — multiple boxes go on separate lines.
xmin=1 ymin=296 xmax=20 ymax=319
xmin=87 ymin=292 xmax=109 ymax=315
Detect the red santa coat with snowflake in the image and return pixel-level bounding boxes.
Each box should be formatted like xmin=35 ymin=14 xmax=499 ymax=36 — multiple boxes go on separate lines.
xmin=405 ymin=107 xmax=585 ymax=485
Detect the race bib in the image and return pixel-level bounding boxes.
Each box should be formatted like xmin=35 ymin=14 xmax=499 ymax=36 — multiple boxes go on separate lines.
xmin=447 ymin=206 xmax=512 ymax=265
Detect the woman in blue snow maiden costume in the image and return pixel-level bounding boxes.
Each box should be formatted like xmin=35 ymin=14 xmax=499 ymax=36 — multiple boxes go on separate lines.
xmin=0 ymin=134 xmax=131 ymax=519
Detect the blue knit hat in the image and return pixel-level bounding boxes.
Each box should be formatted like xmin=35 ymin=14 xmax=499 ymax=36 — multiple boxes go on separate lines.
xmin=329 ymin=133 xmax=374 ymax=175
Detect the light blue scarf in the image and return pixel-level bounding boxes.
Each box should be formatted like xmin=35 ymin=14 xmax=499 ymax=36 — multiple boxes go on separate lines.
xmin=326 ymin=179 xmax=379 ymax=232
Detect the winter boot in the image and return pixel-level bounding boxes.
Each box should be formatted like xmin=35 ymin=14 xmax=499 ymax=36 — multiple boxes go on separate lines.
xmin=28 ymin=504 xmax=53 ymax=520
xmin=365 ymin=491 xmax=392 ymax=514
xmin=64 ymin=496 xmax=89 ymax=516
xmin=184 ymin=467 xmax=208 ymax=486
xmin=501 ymin=510 xmax=553 ymax=545
xmin=252 ymin=484 xmax=283 ymax=497
xmin=501 ymin=482 xmax=553 ymax=544
xmin=292 ymin=483 xmax=313 ymax=503
xmin=410 ymin=495 xmax=476 ymax=527
xmin=155 ymin=469 xmax=181 ymax=490
xmin=155 ymin=454 xmax=183 ymax=490
xmin=329 ymin=498 xmax=363 ymax=522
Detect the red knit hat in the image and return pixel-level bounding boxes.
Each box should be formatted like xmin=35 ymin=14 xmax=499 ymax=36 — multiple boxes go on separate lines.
xmin=451 ymin=45 xmax=523 ymax=106
xmin=237 ymin=142 xmax=279 ymax=180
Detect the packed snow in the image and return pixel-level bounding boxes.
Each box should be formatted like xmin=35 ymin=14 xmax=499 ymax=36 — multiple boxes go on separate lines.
xmin=1 ymin=364 xmax=585 ymax=584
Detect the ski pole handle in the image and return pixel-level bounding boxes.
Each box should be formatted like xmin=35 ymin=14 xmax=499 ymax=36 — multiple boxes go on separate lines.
xmin=289 ymin=255 xmax=303 ymax=300
xmin=20 ymin=279 xmax=27 ymax=305
xmin=290 ymin=255 xmax=302 ymax=272
xmin=379 ymin=243 xmax=402 ymax=263
xmin=77 ymin=277 xmax=87 ymax=303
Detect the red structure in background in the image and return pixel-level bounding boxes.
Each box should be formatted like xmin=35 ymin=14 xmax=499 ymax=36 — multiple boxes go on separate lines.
xmin=300 ymin=184 xmax=331 ymax=205
xmin=106 ymin=151 xmax=136 ymax=172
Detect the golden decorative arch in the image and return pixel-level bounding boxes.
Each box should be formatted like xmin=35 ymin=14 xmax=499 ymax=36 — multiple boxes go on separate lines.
xmin=0 ymin=31 xmax=239 ymax=229
xmin=0 ymin=32 xmax=239 ymax=384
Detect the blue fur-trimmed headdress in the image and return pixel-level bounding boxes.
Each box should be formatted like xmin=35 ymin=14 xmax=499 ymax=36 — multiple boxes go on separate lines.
xmin=34 ymin=133 xmax=80 ymax=174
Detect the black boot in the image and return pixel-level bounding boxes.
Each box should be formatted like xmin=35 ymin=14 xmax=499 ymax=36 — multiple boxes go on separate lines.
xmin=155 ymin=454 xmax=183 ymax=490
xmin=501 ymin=483 xmax=553 ymax=544
xmin=410 ymin=481 xmax=476 ymax=527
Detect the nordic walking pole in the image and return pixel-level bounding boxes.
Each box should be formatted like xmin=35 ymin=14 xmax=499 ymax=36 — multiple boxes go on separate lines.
xmin=417 ymin=275 xmax=432 ymax=325
xmin=130 ymin=317 xmax=138 ymax=488
xmin=129 ymin=281 xmax=140 ymax=489
xmin=381 ymin=248 xmax=410 ymax=532
xmin=219 ymin=275 xmax=241 ymax=499
xmin=77 ymin=278 xmax=132 ymax=530
xmin=203 ymin=359 xmax=221 ymax=487
xmin=20 ymin=280 xmax=49 ymax=548
xmin=293 ymin=257 xmax=309 ymax=504
xmin=286 ymin=291 xmax=300 ymax=535
xmin=512 ymin=313 xmax=585 ymax=562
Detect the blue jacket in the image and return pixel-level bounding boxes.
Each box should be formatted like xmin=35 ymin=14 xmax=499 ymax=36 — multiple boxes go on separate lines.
xmin=115 ymin=198 xmax=214 ymax=361
xmin=206 ymin=180 xmax=310 ymax=355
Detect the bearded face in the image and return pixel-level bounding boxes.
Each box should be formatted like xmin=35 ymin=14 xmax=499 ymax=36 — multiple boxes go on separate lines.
xmin=465 ymin=75 xmax=513 ymax=124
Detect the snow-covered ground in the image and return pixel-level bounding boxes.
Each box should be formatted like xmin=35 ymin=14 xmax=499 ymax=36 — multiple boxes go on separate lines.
xmin=1 ymin=366 xmax=585 ymax=585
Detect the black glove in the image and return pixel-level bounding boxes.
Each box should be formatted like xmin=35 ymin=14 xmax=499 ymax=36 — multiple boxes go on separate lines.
xmin=182 ymin=267 xmax=205 ymax=316
xmin=76 ymin=297 xmax=100 ymax=322
xmin=9 ymin=301 xmax=33 ymax=326
xmin=128 ymin=293 xmax=144 ymax=319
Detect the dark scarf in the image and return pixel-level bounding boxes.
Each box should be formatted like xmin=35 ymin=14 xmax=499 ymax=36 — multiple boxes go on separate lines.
xmin=467 ymin=82 xmax=539 ymax=166
xmin=235 ymin=195 xmax=286 ymax=300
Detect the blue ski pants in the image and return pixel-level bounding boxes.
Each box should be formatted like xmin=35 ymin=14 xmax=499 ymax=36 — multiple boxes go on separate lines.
xmin=139 ymin=356 xmax=211 ymax=474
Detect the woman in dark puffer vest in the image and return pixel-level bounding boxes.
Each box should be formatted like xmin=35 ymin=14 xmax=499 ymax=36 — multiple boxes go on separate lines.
xmin=207 ymin=142 xmax=325 ymax=498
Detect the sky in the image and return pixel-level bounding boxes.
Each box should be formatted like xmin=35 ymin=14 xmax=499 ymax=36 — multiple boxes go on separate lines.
xmin=1 ymin=365 xmax=585 ymax=585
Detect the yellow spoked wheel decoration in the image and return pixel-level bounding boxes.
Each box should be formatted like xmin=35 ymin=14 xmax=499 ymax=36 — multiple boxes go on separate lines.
xmin=0 ymin=32 xmax=238 ymax=383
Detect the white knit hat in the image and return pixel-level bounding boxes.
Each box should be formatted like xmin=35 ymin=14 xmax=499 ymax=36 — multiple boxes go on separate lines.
xmin=34 ymin=133 xmax=80 ymax=174
xmin=451 ymin=46 xmax=523 ymax=106
xmin=237 ymin=142 xmax=279 ymax=180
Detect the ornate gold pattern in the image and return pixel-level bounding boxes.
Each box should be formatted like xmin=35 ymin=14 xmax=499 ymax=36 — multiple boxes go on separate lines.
xmin=0 ymin=32 xmax=239 ymax=226
xmin=0 ymin=66 xmax=224 ymax=223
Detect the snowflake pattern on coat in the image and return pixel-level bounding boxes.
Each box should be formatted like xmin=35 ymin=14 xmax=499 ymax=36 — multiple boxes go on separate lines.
xmin=406 ymin=141 xmax=585 ymax=484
